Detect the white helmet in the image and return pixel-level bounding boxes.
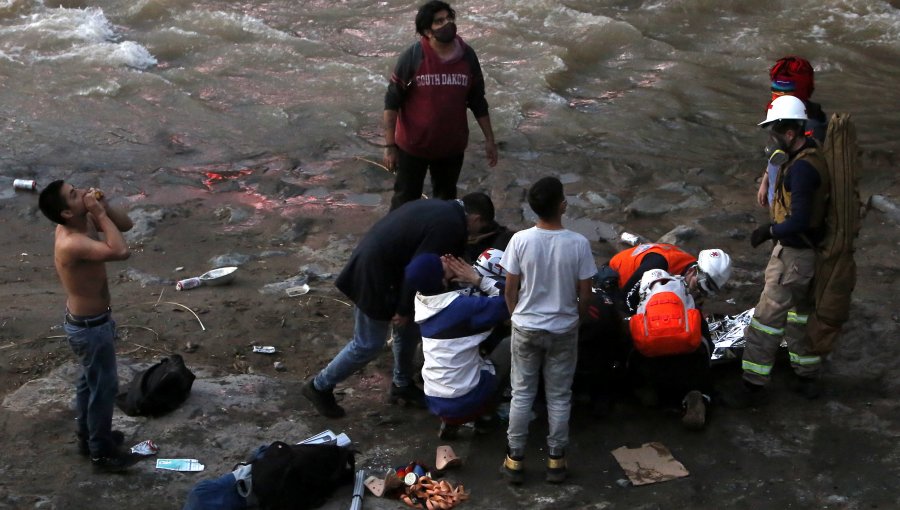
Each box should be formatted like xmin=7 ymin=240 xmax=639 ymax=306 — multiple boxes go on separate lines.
xmin=759 ymin=95 xmax=808 ymax=127
xmin=638 ymin=268 xmax=673 ymax=299
xmin=696 ymin=249 xmax=732 ymax=294
xmin=474 ymin=248 xmax=506 ymax=280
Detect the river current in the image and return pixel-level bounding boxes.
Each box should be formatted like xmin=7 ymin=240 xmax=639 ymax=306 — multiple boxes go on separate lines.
xmin=1 ymin=0 xmax=898 ymax=208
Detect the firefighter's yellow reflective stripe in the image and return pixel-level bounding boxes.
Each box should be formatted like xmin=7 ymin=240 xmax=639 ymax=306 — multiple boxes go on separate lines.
xmin=789 ymin=352 xmax=821 ymax=366
xmin=787 ymin=311 xmax=808 ymax=324
xmin=750 ymin=317 xmax=784 ymax=336
xmin=742 ymin=360 xmax=773 ymax=376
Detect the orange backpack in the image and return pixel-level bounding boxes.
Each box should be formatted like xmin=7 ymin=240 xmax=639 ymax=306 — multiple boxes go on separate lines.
xmin=629 ymin=274 xmax=702 ymax=357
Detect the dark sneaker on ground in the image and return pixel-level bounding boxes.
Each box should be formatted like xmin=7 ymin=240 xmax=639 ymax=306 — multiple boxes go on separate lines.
xmin=790 ymin=376 xmax=822 ymax=400
xmin=79 ymin=430 xmax=125 ymax=457
xmin=718 ymin=380 xmax=767 ymax=409
xmin=91 ymin=449 xmax=142 ymax=473
xmin=546 ymin=455 xmax=567 ymax=484
xmin=301 ymin=379 xmax=345 ymax=418
xmin=500 ymin=455 xmax=524 ymax=485
xmin=388 ymin=383 xmax=426 ymax=408
xmin=438 ymin=422 xmax=459 ymax=440
xmin=681 ymin=390 xmax=707 ymax=430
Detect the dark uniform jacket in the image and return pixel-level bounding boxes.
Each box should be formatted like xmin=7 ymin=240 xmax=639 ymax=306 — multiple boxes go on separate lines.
xmin=335 ymin=199 xmax=467 ymax=321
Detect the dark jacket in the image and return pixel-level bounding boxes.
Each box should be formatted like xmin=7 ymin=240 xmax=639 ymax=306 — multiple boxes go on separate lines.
xmin=335 ymin=199 xmax=467 ymax=320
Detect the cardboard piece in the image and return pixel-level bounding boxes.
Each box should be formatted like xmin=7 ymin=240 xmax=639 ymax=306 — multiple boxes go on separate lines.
xmin=611 ymin=442 xmax=689 ymax=486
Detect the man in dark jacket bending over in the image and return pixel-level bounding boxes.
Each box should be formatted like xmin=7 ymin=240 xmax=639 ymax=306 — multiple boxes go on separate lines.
xmin=302 ymin=198 xmax=483 ymax=418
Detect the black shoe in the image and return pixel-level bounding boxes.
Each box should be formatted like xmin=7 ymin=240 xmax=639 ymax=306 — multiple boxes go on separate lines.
xmin=681 ymin=390 xmax=707 ymax=430
xmin=546 ymin=455 xmax=567 ymax=484
xmin=91 ymin=449 xmax=142 ymax=473
xmin=718 ymin=381 xmax=767 ymax=410
xmin=301 ymin=379 xmax=345 ymax=418
xmin=790 ymin=376 xmax=821 ymax=400
xmin=78 ymin=430 xmax=125 ymax=457
xmin=388 ymin=383 xmax=426 ymax=408
xmin=500 ymin=454 xmax=524 ymax=485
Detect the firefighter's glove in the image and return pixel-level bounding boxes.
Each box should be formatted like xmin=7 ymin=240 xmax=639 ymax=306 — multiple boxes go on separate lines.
xmin=750 ymin=224 xmax=773 ymax=248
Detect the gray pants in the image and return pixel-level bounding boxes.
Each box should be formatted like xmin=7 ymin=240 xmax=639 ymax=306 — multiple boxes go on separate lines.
xmin=506 ymin=324 xmax=578 ymax=454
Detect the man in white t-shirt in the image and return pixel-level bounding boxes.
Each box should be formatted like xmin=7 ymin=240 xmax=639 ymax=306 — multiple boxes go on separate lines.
xmin=499 ymin=176 xmax=597 ymax=485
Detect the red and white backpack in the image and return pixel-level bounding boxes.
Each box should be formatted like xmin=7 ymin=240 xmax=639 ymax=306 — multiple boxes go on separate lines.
xmin=629 ymin=269 xmax=702 ymax=357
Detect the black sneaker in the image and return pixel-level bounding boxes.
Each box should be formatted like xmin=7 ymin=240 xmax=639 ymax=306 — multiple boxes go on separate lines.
xmin=681 ymin=390 xmax=707 ymax=430
xmin=546 ymin=455 xmax=567 ymax=484
xmin=388 ymin=383 xmax=426 ymax=408
xmin=500 ymin=454 xmax=524 ymax=485
xmin=78 ymin=430 xmax=125 ymax=457
xmin=91 ymin=449 xmax=142 ymax=473
xmin=301 ymin=379 xmax=345 ymax=418
xmin=790 ymin=376 xmax=822 ymax=400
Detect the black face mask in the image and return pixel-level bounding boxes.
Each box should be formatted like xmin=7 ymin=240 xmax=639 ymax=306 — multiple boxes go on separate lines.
xmin=432 ymin=22 xmax=456 ymax=43
xmin=764 ymin=132 xmax=790 ymax=166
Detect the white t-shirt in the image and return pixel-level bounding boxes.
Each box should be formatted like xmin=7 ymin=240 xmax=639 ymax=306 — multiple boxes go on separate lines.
xmin=501 ymin=226 xmax=597 ymax=334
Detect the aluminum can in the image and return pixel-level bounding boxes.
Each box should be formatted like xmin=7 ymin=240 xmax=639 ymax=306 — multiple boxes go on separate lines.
xmin=620 ymin=232 xmax=640 ymax=246
xmin=13 ymin=179 xmax=37 ymax=191
xmin=176 ymin=277 xmax=202 ymax=291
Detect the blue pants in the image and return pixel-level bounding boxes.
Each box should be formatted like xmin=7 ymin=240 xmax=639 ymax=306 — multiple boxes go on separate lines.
xmin=314 ymin=307 xmax=420 ymax=391
xmin=65 ymin=314 xmax=119 ymax=457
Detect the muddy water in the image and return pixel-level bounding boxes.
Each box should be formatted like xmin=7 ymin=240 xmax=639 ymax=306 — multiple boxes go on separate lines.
xmin=1 ymin=0 xmax=898 ymax=218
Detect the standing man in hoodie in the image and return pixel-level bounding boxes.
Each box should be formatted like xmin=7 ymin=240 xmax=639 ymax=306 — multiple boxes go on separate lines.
xmin=383 ymin=1 xmax=498 ymax=211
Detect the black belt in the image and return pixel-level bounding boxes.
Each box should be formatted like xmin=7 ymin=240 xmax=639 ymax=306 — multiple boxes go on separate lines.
xmin=65 ymin=310 xmax=111 ymax=328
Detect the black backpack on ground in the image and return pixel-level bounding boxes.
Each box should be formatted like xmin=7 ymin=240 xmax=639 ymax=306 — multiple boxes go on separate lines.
xmin=252 ymin=441 xmax=355 ymax=510
xmin=117 ymin=354 xmax=196 ymax=416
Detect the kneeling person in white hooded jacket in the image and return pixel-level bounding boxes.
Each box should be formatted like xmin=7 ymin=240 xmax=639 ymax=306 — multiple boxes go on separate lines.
xmin=404 ymin=253 xmax=510 ymax=439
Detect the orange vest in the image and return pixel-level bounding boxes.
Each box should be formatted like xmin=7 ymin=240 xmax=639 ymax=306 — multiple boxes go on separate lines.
xmin=609 ymin=244 xmax=698 ymax=289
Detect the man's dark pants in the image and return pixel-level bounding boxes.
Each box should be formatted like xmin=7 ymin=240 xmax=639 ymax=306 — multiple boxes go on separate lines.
xmin=390 ymin=149 xmax=464 ymax=210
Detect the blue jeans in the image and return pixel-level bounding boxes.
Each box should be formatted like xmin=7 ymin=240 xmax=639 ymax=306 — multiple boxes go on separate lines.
xmin=64 ymin=315 xmax=119 ymax=457
xmin=314 ymin=307 xmax=420 ymax=391
xmin=506 ymin=325 xmax=578 ymax=454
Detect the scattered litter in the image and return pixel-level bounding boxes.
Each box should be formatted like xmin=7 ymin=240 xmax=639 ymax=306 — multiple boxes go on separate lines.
xmin=707 ymin=308 xmax=753 ymax=363
xmin=298 ymin=429 xmax=352 ymax=447
xmin=611 ymin=442 xmax=689 ymax=486
xmin=175 ymin=266 xmax=184 ymax=272
xmin=273 ymin=361 xmax=286 ymax=371
xmin=199 ymin=266 xmax=238 ymax=286
xmin=156 ymin=458 xmax=205 ymax=472
xmin=183 ymin=341 xmax=199 ymax=353
xmin=726 ymin=298 xmax=736 ymax=305
xmin=620 ymin=232 xmax=641 ymax=246
xmin=176 ymin=277 xmax=202 ymax=291
xmin=616 ymin=478 xmax=631 ymax=488
xmin=402 ymin=475 xmax=468 ymax=509
xmin=131 ymin=440 xmax=159 ymax=456
xmin=286 ymin=284 xmax=310 ymax=297
xmin=13 ymin=179 xmax=37 ymax=191
xmin=252 ymin=346 xmax=276 ymax=354
xmin=435 ymin=445 xmax=461 ymax=471
xmin=350 ymin=469 xmax=365 ymax=510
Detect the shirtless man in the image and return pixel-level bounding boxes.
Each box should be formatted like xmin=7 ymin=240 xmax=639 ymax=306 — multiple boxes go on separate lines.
xmin=38 ymin=180 xmax=138 ymax=472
